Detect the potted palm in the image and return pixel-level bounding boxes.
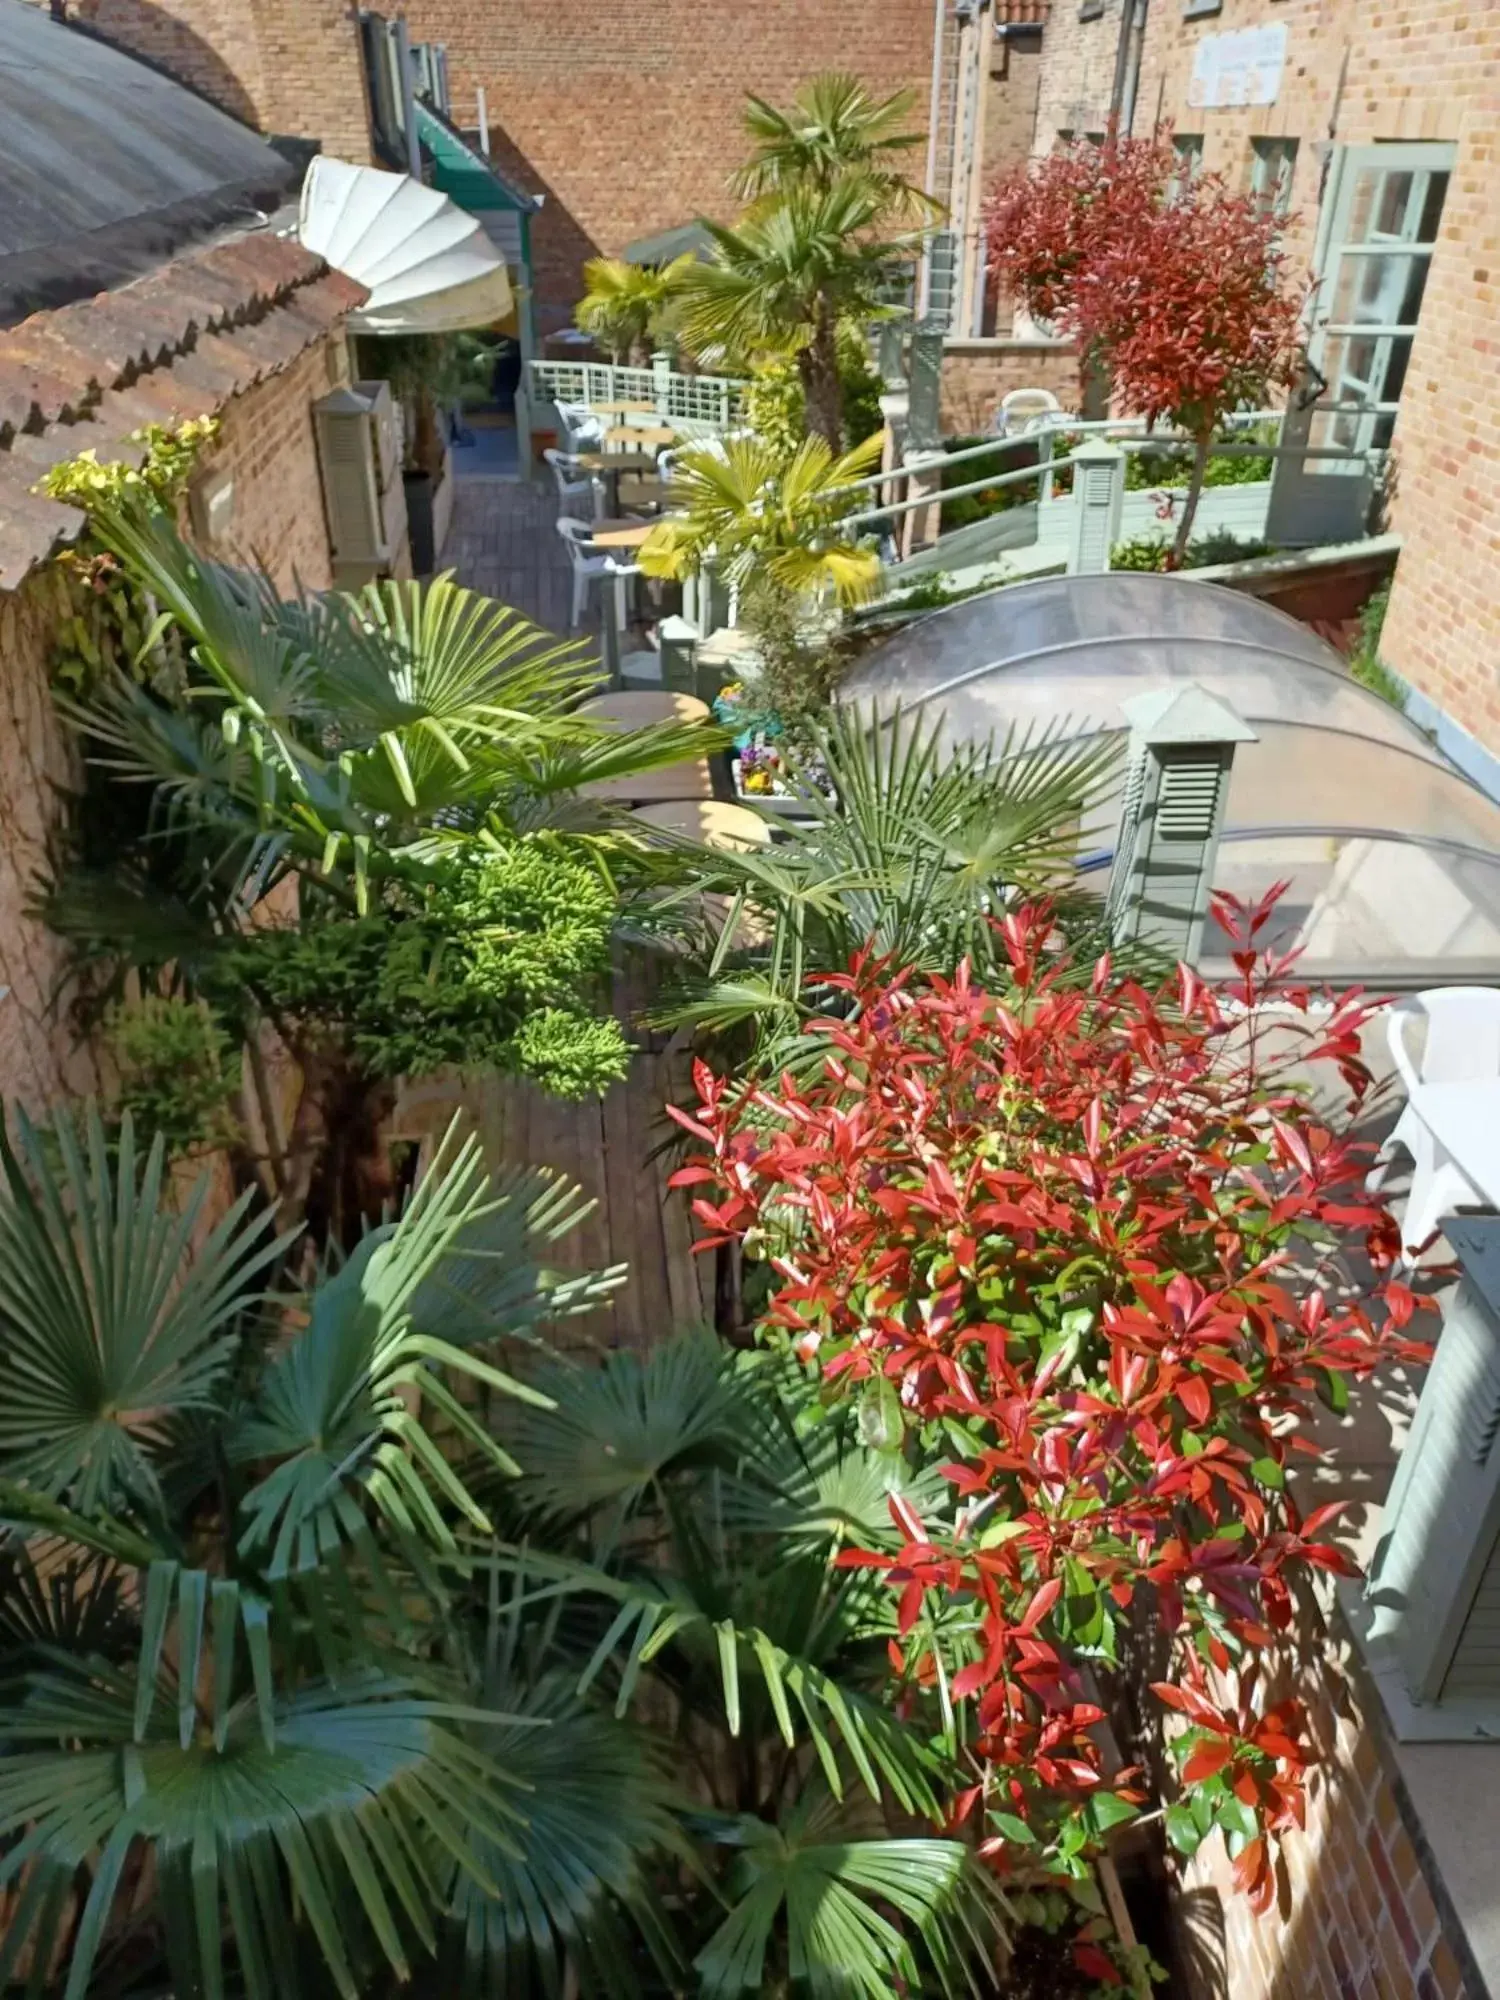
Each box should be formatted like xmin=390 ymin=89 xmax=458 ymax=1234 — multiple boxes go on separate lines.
xmin=638 ymin=429 xmax=884 ymax=795
xmin=574 ymin=252 xmax=696 ymax=365
xmin=358 ymin=332 xmax=496 ymax=572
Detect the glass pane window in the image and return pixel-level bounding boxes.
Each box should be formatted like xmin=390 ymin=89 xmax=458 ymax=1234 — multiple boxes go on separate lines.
xmin=1310 ymin=143 xmax=1454 ymax=462
xmin=1249 ymin=137 xmax=1297 ymax=218
xmin=1169 ymin=133 xmax=1204 ymax=198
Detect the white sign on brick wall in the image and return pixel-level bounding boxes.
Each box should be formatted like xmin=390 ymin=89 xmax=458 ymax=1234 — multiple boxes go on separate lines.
xmin=1187 ymin=23 xmax=1287 ymax=109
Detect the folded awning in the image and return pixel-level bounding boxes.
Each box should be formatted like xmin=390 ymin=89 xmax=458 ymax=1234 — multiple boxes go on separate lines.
xmin=297 ymin=155 xmax=513 ymax=335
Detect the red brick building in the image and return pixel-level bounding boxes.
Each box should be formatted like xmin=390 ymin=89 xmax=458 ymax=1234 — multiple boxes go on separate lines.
xmin=1018 ymin=0 xmax=1500 ymax=789
xmin=395 ymin=0 xmax=941 ymax=327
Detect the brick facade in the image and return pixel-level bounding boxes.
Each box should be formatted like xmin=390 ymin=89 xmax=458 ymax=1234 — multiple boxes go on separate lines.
xmin=1170 ymin=1608 xmax=1480 ymax=2000
xmin=396 ymin=0 xmax=937 ymax=325
xmin=940 ymin=335 xmax=1080 ymax=433
xmin=1022 ymin=0 xmax=1500 ymax=758
xmin=206 ymin=330 xmax=350 ymax=590
xmin=72 ymin=0 xmax=374 ymax=162
xmin=0 ymin=326 xmax=349 ymax=1108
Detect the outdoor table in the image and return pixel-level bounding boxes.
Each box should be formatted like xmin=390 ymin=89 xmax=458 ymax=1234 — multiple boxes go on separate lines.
xmin=590 ymin=518 xmax=656 ymax=551
xmin=630 ymin=801 xmax=772 ymax=944
xmin=592 ymin=400 xmax=658 ymax=416
xmin=574 ymin=449 xmax=657 ymax=513
xmin=578 ymin=691 xmax=710 ymax=726
xmin=575 ymin=693 xmax=712 ymax=805
xmin=605 ymin=423 xmax=676 ymax=450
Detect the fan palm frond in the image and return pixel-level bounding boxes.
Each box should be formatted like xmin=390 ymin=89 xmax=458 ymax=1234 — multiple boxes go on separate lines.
xmin=0 ymin=1104 xmax=283 ymax=1517
xmin=231 ymin=1120 xmax=554 ymax=1578
xmin=696 ymin=1786 xmax=1008 ymax=2000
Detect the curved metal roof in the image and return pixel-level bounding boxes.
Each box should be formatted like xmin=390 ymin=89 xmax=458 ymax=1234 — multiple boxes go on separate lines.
xmin=0 ymin=0 xmax=296 ymax=322
xmin=844 ymin=573 xmax=1500 ymax=983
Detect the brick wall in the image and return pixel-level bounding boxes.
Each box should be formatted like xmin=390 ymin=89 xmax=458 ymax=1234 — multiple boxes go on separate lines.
xmin=940 ymin=335 xmax=1080 ymax=434
xmin=1169 ymin=1606 xmax=1480 ymax=2000
xmin=988 ymin=32 xmax=1044 ymax=186
xmin=72 ymin=0 xmax=373 ymax=161
xmin=397 ymin=0 xmax=937 ymax=325
xmin=1024 ymin=0 xmax=1500 ymax=755
xmin=0 ymin=569 xmax=108 ymax=1110
xmin=206 ymin=329 xmax=349 ymax=590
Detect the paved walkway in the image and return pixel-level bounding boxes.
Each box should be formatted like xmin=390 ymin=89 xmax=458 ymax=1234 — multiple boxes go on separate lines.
xmin=416 ymin=471 xmax=713 ymax=1351
xmin=441 ymin=472 xmax=577 ymax=634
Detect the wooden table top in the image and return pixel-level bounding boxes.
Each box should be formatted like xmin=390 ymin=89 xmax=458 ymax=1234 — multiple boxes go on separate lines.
xmin=592 ymin=400 xmax=658 ymax=415
xmin=605 ymin=423 xmax=676 ymax=447
xmin=632 ymin=800 xmax=771 ymax=849
xmin=589 ymin=518 xmax=656 ymax=549
xmin=574 ymin=450 xmax=659 ymax=473
xmin=578 ymin=690 xmax=711 ymax=725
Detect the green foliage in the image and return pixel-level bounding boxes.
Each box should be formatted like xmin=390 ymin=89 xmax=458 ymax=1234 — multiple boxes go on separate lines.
xmin=0 ymin=1105 xmax=648 ymax=2000
xmin=44 ymin=417 xmax=219 ymax=700
xmin=646 ymin=703 xmax=1121 ymax=1063
xmin=742 ymin=321 xmax=886 ymax=455
xmin=1109 ymin=530 xmax=1273 ymax=571
xmin=104 ymin=993 xmax=242 ymax=1156
xmin=208 ymin=843 xmax=630 ymax=1099
xmin=574 ymin=253 xmax=696 ymax=362
xmin=1348 ymin=583 xmax=1407 ymax=708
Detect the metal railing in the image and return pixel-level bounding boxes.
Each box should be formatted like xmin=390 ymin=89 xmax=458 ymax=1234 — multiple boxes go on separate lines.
xmin=528 ymin=358 xmax=746 ymax=431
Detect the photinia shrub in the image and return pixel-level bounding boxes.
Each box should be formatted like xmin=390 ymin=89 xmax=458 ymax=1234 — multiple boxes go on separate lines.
xmin=669 ymin=891 xmax=1432 ymax=1918
xmin=984 ymin=128 xmax=1305 ymax=560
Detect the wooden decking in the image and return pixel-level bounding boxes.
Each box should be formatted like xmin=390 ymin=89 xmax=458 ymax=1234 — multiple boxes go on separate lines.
xmin=405 ymin=474 xmax=713 ymax=1350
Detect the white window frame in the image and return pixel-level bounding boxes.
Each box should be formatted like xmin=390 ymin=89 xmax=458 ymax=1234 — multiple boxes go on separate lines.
xmin=1308 ymin=140 xmax=1455 ymax=464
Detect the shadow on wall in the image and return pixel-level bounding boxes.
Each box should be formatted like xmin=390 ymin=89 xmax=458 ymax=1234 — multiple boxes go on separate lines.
xmin=479 ymin=125 xmax=602 ymax=334
xmin=65 ymin=0 xmax=263 ymax=131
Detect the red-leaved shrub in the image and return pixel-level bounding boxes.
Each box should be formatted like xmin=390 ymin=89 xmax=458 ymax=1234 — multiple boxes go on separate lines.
xmin=670 ymin=891 xmax=1432 ymax=1913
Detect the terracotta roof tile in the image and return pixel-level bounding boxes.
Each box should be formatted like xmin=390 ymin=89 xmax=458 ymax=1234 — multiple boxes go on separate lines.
xmin=0 ymin=226 xmax=367 ymax=591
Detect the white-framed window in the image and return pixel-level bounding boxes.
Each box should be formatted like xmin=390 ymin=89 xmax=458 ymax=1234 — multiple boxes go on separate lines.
xmin=1249 ymin=136 xmax=1298 ymax=218
xmin=1169 ymin=133 xmax=1204 ymax=197
xmin=1308 ymin=141 xmax=1454 ymax=462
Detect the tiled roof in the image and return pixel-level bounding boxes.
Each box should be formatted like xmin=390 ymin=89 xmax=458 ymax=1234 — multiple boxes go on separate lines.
xmin=0 ymin=230 xmax=367 ymax=592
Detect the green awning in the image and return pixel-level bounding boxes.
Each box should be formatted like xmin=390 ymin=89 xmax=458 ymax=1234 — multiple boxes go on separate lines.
xmin=414 ymin=101 xmax=539 ymax=216
xmin=621 ymin=220 xmax=718 ymax=266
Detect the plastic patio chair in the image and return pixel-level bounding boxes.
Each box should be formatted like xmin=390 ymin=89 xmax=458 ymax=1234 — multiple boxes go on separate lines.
xmin=555 ymin=401 xmax=604 ymax=453
xmin=993 ymin=387 xmax=1063 ymax=437
xmin=554 ymin=516 xmax=639 ymax=630
xmin=1370 ymin=987 xmax=1500 ymax=1254
xmin=543 ymin=447 xmax=601 ymax=520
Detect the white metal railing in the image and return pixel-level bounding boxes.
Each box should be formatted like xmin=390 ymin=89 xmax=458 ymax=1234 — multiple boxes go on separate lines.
xmin=528 ymin=358 xmax=746 ymax=430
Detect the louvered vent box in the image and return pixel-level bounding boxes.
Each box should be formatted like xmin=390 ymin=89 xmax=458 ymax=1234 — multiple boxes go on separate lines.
xmin=314 ymin=382 xmax=403 ymax=588
xmin=1107 ymin=683 xmax=1257 ymax=963
xmin=1357 ymin=1217 xmax=1500 ymax=1739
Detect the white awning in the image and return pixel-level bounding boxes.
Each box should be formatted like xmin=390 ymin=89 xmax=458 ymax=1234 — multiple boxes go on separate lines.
xmin=298 ymin=156 xmax=514 ymax=335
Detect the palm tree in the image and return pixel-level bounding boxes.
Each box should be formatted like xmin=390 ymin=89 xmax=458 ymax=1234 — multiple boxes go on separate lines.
xmin=45 ymin=498 xmax=719 ymax=1235
xmin=638 ymin=704 xmax=1124 ymax=1066
xmin=638 ymin=429 xmax=884 ymax=609
xmin=676 ymin=179 xmax=921 ymax=449
xmin=0 ymin=1109 xmax=1006 ymax=1999
xmin=489 ymin=1334 xmax=1012 ymax=1998
xmin=733 ymin=71 xmax=933 ymax=216
xmin=0 ymin=1102 xmax=656 ymax=2000
xmin=574 ymin=252 xmax=698 ymax=365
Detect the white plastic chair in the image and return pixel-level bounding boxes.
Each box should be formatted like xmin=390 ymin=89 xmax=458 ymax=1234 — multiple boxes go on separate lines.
xmin=555 ymin=401 xmax=604 ymax=453
xmin=993 ymin=387 xmax=1062 ymax=437
xmin=1371 ymin=988 xmax=1500 ymax=1255
xmin=543 ymin=448 xmax=601 ymax=521
xmin=555 ymin=517 xmax=639 ymax=631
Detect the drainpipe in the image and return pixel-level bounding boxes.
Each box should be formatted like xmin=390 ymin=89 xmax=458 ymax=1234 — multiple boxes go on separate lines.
xmin=393 ymin=16 xmax=423 ymax=180
xmin=1108 ymin=0 xmax=1147 ymax=133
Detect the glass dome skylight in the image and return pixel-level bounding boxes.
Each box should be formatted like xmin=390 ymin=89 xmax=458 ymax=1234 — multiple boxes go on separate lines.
xmin=842 ymin=573 xmax=1500 ymax=985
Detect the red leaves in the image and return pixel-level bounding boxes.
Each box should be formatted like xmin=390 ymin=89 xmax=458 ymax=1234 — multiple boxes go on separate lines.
xmin=665 ymin=893 xmax=1413 ymax=1915
xmin=984 ymin=129 xmax=1305 ymax=438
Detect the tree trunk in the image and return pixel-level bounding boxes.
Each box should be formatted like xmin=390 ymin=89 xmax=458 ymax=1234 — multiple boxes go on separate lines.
xmin=797 ymin=308 xmax=844 ymax=452
xmin=1170 ymin=432 xmax=1213 ymax=567
xmin=408 ymin=388 xmax=445 ymax=479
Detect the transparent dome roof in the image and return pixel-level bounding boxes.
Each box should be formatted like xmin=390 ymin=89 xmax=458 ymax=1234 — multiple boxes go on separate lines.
xmin=843 ymin=574 xmax=1500 ymax=984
